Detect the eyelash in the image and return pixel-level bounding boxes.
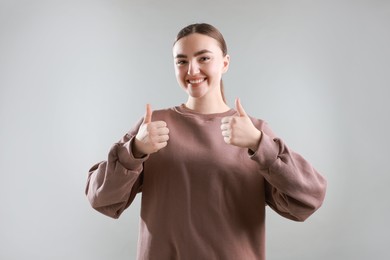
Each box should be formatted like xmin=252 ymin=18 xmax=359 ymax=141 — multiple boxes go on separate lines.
xmin=199 ymin=56 xmax=210 ymax=62
xmin=176 ymin=60 xmax=187 ymax=65
xmin=176 ymin=57 xmax=210 ymax=66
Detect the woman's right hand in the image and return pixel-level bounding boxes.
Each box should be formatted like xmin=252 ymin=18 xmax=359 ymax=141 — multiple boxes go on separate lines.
xmin=133 ymin=104 xmax=170 ymax=158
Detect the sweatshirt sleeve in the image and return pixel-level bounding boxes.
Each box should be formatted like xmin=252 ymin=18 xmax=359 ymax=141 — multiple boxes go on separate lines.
xmin=250 ymin=120 xmax=327 ymax=221
xmin=85 ymin=119 xmax=148 ymax=219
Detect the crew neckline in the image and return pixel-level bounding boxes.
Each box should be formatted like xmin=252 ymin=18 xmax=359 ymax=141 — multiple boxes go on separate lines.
xmin=173 ymin=104 xmax=236 ymax=119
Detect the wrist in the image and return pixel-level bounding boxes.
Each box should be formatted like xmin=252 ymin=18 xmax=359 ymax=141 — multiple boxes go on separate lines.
xmin=132 ymin=139 xmax=147 ymax=158
xmin=249 ymin=130 xmax=262 ymax=152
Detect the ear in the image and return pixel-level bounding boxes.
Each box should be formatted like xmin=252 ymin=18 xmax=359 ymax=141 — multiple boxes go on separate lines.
xmin=222 ymin=54 xmax=230 ymax=74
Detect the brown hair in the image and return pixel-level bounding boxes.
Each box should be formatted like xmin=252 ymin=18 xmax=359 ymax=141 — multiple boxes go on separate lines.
xmin=174 ymin=23 xmax=228 ymax=103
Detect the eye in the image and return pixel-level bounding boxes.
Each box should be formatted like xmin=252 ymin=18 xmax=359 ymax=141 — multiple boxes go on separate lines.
xmin=199 ymin=56 xmax=210 ymax=62
xmin=176 ymin=60 xmax=187 ymax=66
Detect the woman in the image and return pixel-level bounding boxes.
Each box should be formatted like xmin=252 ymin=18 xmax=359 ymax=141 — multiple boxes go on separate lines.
xmin=86 ymin=23 xmax=327 ymax=260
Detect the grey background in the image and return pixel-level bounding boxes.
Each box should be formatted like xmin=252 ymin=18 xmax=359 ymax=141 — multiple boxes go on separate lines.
xmin=1 ymin=0 xmax=389 ymax=259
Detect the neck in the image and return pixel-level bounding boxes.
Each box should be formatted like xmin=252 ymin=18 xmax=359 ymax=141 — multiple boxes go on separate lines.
xmin=185 ymin=96 xmax=230 ymax=114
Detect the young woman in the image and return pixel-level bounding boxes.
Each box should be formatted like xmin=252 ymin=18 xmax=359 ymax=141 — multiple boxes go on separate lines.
xmin=86 ymin=23 xmax=327 ymax=260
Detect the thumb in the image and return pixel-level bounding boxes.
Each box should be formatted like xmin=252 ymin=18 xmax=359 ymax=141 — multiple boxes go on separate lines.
xmin=142 ymin=103 xmax=153 ymax=124
xmin=235 ymin=98 xmax=247 ymax=117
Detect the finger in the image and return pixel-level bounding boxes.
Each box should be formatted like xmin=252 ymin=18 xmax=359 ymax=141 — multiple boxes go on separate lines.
xmin=150 ymin=141 xmax=168 ymax=153
xmin=143 ymin=103 xmax=153 ymax=124
xmin=152 ymin=121 xmax=168 ymax=128
xmin=235 ymin=98 xmax=247 ymax=117
xmin=159 ymin=127 xmax=170 ymax=135
xmin=155 ymin=134 xmax=170 ymax=143
xmin=154 ymin=126 xmax=169 ymax=135
xmin=156 ymin=141 xmax=168 ymax=150
xmin=221 ymin=129 xmax=230 ymax=137
xmin=220 ymin=124 xmax=228 ymax=131
xmin=221 ymin=116 xmax=232 ymax=124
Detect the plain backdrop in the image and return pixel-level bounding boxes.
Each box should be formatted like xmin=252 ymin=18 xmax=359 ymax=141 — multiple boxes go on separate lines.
xmin=1 ymin=0 xmax=389 ymax=259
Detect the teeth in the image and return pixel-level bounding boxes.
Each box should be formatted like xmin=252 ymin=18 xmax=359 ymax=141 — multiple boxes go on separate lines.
xmin=188 ymin=78 xmax=205 ymax=84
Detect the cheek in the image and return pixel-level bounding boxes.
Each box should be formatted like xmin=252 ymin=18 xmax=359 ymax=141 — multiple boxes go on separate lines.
xmin=209 ymin=58 xmax=225 ymax=71
xmin=206 ymin=63 xmax=223 ymax=78
xmin=175 ymin=68 xmax=187 ymax=86
xmin=174 ymin=68 xmax=182 ymax=80
xmin=175 ymin=67 xmax=186 ymax=77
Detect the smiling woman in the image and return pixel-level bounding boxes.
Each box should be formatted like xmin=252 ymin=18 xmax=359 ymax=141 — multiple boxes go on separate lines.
xmin=174 ymin=23 xmax=229 ymax=107
xmin=85 ymin=23 xmax=327 ymax=260
xmin=173 ymin=32 xmax=230 ymax=113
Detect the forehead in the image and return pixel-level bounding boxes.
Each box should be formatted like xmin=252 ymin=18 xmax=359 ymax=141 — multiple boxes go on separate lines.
xmin=173 ymin=33 xmax=222 ymax=56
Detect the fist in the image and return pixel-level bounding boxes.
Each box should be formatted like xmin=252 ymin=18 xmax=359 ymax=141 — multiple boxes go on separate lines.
xmin=221 ymin=98 xmax=262 ymax=152
xmin=134 ymin=104 xmax=170 ymax=157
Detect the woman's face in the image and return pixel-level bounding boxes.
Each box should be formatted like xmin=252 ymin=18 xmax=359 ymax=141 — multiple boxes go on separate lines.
xmin=173 ymin=33 xmax=229 ymax=100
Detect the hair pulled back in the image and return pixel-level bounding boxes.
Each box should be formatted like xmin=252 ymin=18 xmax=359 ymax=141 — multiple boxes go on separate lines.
xmin=174 ymin=23 xmax=228 ymax=103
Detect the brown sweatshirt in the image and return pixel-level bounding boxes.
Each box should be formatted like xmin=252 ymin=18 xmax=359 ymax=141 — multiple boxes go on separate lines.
xmin=85 ymin=104 xmax=327 ymax=260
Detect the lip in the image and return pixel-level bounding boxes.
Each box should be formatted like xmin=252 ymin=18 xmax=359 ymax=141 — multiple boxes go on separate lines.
xmin=186 ymin=77 xmax=207 ymax=84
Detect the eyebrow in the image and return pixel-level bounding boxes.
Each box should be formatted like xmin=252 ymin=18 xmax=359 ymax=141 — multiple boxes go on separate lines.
xmin=174 ymin=49 xmax=213 ymax=59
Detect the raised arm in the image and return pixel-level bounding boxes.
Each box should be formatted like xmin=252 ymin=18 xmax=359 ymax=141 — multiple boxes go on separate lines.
xmin=85 ymin=104 xmax=170 ymax=218
xmin=221 ymin=98 xmax=327 ymax=221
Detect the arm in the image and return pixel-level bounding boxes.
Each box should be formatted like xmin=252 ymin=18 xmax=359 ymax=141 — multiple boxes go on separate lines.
xmin=85 ymin=104 xmax=170 ymax=219
xmin=251 ymin=122 xmax=327 ymax=221
xmin=85 ymin=123 xmax=148 ymax=219
xmin=221 ymin=98 xmax=326 ymax=221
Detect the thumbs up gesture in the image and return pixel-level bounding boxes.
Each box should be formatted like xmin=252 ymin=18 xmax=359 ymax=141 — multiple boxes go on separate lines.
xmin=221 ymin=98 xmax=262 ymax=152
xmin=134 ymin=104 xmax=170 ymax=157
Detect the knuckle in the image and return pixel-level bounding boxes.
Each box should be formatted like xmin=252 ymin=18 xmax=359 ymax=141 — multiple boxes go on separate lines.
xmin=151 ymin=143 xmax=159 ymax=151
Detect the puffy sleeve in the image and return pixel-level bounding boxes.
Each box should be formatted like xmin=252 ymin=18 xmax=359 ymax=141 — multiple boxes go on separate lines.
xmin=250 ymin=120 xmax=327 ymax=221
xmin=85 ymin=119 xmax=147 ymax=219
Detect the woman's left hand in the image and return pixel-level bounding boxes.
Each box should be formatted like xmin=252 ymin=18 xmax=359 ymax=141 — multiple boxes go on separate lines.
xmin=221 ymin=98 xmax=262 ymax=152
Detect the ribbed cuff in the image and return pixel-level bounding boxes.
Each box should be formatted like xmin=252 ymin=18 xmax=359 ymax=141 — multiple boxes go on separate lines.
xmin=115 ymin=137 xmax=149 ymax=170
xmin=250 ymin=132 xmax=280 ymax=169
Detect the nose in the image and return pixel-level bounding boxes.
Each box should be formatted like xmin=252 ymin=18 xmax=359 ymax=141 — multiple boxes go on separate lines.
xmin=187 ymin=61 xmax=200 ymax=75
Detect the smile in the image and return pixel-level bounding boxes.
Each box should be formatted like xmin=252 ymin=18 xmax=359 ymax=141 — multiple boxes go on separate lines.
xmin=187 ymin=78 xmax=206 ymax=84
